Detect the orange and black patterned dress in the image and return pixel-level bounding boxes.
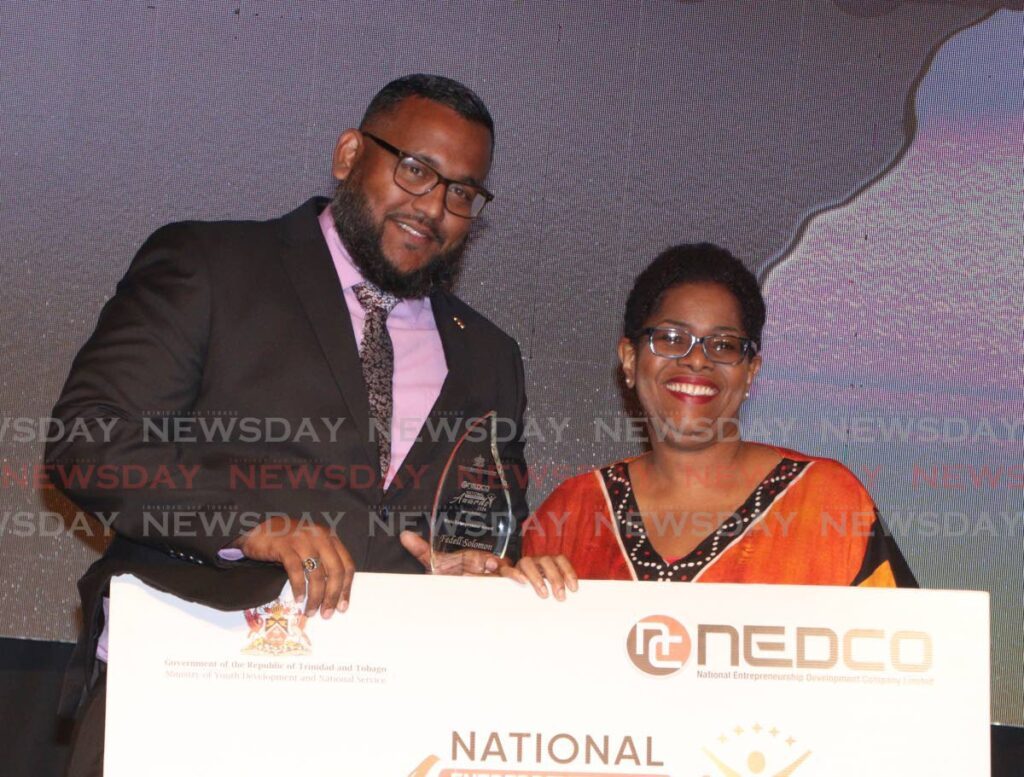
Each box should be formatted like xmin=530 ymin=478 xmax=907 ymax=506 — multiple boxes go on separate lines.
xmin=522 ymin=448 xmax=916 ymax=587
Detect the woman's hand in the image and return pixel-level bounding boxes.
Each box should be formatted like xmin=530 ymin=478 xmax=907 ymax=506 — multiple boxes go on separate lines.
xmin=500 ymin=555 xmax=579 ymax=601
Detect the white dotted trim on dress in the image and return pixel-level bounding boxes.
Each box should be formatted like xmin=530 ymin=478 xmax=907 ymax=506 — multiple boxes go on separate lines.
xmin=609 ymin=460 xmax=800 ymax=582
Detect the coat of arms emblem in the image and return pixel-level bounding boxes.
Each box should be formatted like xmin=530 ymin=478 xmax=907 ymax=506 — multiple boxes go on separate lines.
xmin=242 ymin=599 xmax=312 ymax=655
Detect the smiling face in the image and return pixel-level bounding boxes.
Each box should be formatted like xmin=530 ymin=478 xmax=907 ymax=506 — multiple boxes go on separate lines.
xmin=619 ymin=282 xmax=761 ymax=449
xmin=330 ymin=96 xmax=492 ymax=295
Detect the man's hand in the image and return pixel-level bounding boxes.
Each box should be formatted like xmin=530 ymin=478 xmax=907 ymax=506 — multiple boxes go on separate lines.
xmin=399 ymin=530 xmax=504 ymax=576
xmin=499 ymin=555 xmax=578 ymax=601
xmin=235 ymin=516 xmax=355 ymax=619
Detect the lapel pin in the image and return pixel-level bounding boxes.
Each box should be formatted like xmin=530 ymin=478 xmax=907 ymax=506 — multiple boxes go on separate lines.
xmin=452 ymin=315 xmax=465 ymax=330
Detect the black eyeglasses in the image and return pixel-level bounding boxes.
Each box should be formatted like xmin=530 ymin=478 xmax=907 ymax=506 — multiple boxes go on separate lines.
xmin=641 ymin=327 xmax=758 ymax=365
xmin=361 ymin=132 xmax=494 ymax=219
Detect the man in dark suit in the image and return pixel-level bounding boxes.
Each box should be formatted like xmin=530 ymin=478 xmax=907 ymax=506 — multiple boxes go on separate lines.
xmin=46 ymin=74 xmax=528 ymax=775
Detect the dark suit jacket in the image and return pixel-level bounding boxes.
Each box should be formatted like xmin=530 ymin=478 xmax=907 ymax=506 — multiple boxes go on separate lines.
xmin=46 ymin=197 xmax=528 ymax=714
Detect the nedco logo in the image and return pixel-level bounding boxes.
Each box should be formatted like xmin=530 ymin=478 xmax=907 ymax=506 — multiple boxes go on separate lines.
xmin=627 ymin=615 xmax=933 ymax=677
xmin=626 ymin=616 xmax=692 ymax=675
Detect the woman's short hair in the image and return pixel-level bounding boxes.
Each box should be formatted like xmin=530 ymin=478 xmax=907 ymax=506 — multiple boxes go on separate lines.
xmin=623 ymin=243 xmax=766 ymax=348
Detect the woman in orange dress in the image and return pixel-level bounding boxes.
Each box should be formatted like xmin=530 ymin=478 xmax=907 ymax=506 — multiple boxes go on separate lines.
xmin=508 ymin=243 xmax=916 ymax=598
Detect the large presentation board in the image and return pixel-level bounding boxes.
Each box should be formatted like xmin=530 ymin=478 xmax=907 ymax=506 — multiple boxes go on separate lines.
xmin=106 ymin=574 xmax=988 ymax=775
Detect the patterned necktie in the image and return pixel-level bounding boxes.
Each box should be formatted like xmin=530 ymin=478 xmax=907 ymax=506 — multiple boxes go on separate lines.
xmin=353 ymin=282 xmax=400 ymax=479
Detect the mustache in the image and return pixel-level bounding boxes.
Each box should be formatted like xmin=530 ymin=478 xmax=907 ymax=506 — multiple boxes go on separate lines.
xmin=387 ymin=212 xmax=442 ymax=244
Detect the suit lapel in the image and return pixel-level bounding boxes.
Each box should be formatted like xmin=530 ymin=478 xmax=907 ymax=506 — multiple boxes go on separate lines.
xmin=276 ymin=199 xmax=379 ymax=472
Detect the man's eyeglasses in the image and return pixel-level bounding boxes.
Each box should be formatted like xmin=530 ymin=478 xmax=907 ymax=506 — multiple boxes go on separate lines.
xmin=362 ymin=132 xmax=494 ymax=219
xmin=641 ymin=327 xmax=758 ymax=365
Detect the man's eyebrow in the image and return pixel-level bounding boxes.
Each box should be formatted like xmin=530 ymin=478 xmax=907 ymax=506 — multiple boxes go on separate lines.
xmin=409 ymin=150 xmax=483 ymax=187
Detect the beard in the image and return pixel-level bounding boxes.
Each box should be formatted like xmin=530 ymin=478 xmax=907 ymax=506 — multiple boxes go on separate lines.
xmin=329 ymin=180 xmax=467 ymax=299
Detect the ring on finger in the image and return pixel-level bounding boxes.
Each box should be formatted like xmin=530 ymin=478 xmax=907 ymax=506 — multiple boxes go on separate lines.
xmin=302 ymin=557 xmax=320 ymax=575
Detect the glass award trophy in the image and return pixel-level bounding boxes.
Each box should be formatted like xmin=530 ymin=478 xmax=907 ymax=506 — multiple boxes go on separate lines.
xmin=429 ymin=410 xmax=513 ymax=571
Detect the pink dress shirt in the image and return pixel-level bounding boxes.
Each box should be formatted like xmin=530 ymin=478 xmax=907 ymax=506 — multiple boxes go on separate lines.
xmin=317 ymin=206 xmax=447 ymax=488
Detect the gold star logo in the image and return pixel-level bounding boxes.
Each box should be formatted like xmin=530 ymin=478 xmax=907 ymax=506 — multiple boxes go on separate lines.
xmin=702 ymin=721 xmax=812 ymax=776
